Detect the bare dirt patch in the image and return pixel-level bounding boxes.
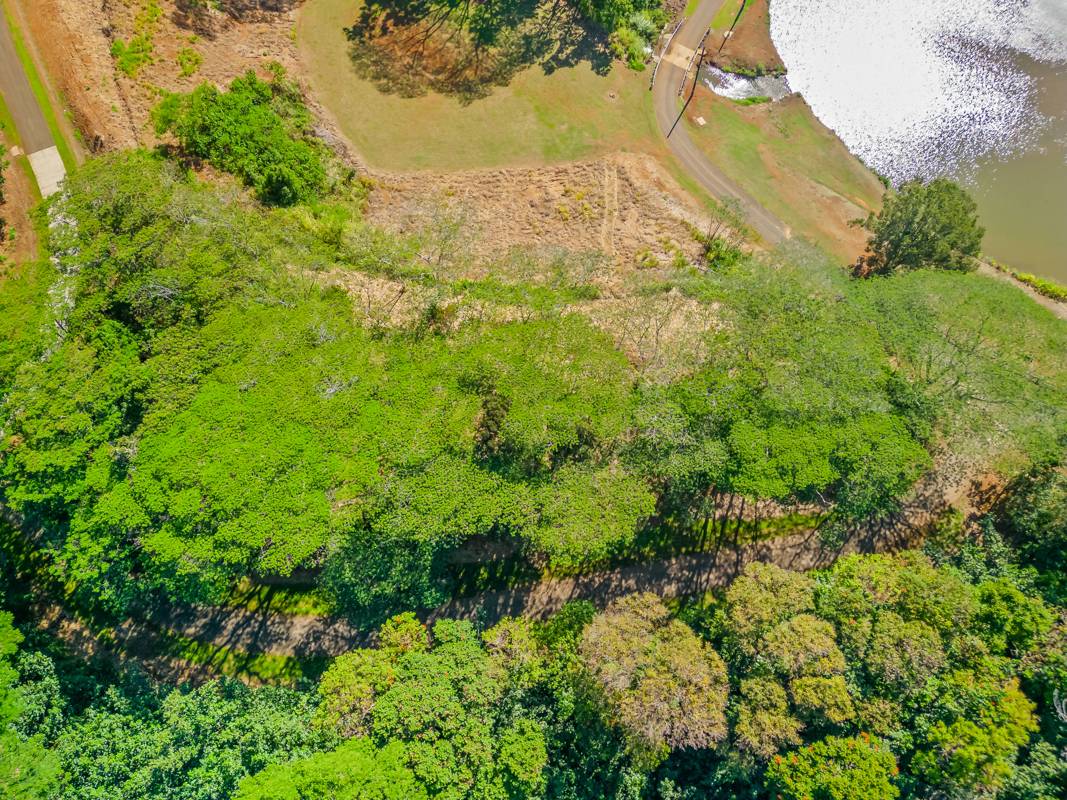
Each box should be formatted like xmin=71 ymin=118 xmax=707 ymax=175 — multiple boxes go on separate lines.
xmin=316 ymin=152 xmax=726 ymax=377
xmin=710 ymin=0 xmax=785 ymax=75
xmin=0 ymin=143 xmax=40 ymax=261
xmin=366 ymin=152 xmax=708 ymax=272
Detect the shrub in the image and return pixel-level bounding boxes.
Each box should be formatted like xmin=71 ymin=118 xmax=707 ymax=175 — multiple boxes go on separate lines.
xmin=153 ymin=70 xmax=326 ymax=205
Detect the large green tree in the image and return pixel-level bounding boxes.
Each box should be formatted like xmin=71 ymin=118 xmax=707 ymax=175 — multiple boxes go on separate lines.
xmin=316 ymin=616 xmax=548 ymax=799
xmin=765 ymin=734 xmax=900 ymax=800
xmin=233 ymin=739 xmax=427 ymax=800
xmin=856 ymin=178 xmax=984 ymax=274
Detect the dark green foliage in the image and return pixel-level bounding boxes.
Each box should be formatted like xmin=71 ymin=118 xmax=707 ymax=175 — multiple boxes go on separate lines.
xmin=0 ymin=609 xmax=58 ymax=798
xmin=999 ymin=463 xmax=1067 ymax=600
xmin=857 ymin=178 xmax=984 ymax=274
xmin=0 ymin=259 xmax=51 ymax=395
xmin=54 ymin=679 xmax=334 ymax=800
xmin=12 ymin=651 xmax=66 ymax=744
xmin=314 ymin=616 xmax=548 ymax=799
xmin=1002 ymin=740 xmax=1067 ymax=800
xmin=153 ymin=70 xmax=326 ymax=205
xmin=910 ymin=677 xmax=1037 ymax=797
xmin=4 ymin=546 xmax=1066 ymax=799
xmin=572 ymin=0 xmax=665 ymax=37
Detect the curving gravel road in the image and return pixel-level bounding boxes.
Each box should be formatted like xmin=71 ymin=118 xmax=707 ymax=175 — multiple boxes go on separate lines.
xmin=651 ymin=0 xmax=790 ymax=244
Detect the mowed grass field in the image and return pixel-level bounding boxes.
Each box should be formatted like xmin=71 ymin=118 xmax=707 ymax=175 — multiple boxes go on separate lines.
xmin=297 ymin=0 xmax=662 ymax=171
xmin=685 ymin=91 xmax=885 ymax=261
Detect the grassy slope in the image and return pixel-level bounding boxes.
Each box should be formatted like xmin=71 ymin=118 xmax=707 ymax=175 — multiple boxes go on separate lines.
xmin=297 ymin=0 xmax=662 ymax=170
xmin=711 ymin=0 xmax=746 ymax=30
xmin=685 ymin=93 xmax=884 ymax=260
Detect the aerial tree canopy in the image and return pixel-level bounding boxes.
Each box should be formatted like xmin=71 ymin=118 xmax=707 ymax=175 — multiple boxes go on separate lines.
xmin=856 ymin=178 xmax=984 ymax=274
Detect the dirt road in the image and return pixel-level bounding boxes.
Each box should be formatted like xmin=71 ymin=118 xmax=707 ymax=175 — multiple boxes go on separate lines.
xmin=0 ymin=8 xmax=65 ymax=195
xmin=652 ymin=1 xmax=790 ymax=244
xmin=149 ymin=474 xmax=948 ymax=659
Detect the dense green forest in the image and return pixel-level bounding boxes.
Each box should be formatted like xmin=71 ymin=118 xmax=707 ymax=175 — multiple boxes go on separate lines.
xmin=3 ymin=539 xmax=1065 ymax=798
xmin=0 ymin=71 xmax=1064 ymax=798
xmin=1 ymin=139 xmax=1062 ymax=620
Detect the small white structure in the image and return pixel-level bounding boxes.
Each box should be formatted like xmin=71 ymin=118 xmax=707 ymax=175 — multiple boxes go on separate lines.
xmin=28 ymin=145 xmax=66 ymax=197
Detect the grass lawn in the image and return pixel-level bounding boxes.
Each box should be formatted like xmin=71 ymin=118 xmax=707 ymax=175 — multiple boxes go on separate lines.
xmin=684 ymin=91 xmax=884 ymax=261
xmin=297 ymin=0 xmax=662 ymax=170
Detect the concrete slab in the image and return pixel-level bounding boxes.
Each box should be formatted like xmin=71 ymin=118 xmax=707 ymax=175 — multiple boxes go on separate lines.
xmin=663 ymin=44 xmax=695 ymax=70
xmin=28 ymin=145 xmax=65 ymax=197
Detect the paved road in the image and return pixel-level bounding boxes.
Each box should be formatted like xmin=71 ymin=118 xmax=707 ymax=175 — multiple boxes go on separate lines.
xmin=652 ymin=1 xmax=789 ymax=244
xmin=0 ymin=9 xmax=65 ymax=195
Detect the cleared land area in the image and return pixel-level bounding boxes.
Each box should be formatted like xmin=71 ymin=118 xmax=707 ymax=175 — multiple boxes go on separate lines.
xmin=297 ymin=0 xmax=663 ymax=170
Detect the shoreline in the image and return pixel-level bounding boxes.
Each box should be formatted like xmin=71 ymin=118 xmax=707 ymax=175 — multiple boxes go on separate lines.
xmin=765 ymin=0 xmax=1067 ymax=287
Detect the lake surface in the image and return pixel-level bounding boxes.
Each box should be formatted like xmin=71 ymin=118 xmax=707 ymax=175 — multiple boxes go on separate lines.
xmin=769 ymin=0 xmax=1067 ymax=281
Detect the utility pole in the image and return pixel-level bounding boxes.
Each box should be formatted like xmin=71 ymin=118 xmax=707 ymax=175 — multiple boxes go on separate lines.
xmin=669 ymin=28 xmax=711 ymax=136
xmin=718 ymin=0 xmax=748 ymax=54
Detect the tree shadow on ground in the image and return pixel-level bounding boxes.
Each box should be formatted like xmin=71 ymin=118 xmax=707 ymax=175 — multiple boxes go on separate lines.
xmin=344 ymin=0 xmax=613 ymax=104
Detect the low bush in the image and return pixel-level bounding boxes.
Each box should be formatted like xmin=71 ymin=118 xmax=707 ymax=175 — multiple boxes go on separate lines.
xmin=153 ymin=69 xmax=326 ymax=205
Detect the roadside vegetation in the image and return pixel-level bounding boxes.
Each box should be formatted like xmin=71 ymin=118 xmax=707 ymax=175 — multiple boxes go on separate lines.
xmin=990 ymin=259 xmax=1067 ymax=303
